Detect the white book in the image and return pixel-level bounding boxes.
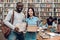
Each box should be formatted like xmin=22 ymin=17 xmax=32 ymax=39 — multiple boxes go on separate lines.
xmin=58 ymin=0 xmax=60 ymax=3
xmin=45 ymin=0 xmax=52 ymax=3
xmin=49 ymin=13 xmax=51 ymax=16
xmin=56 ymin=13 xmax=58 ymax=16
xmin=0 ymin=8 xmax=2 ymax=12
xmin=41 ymin=0 xmax=45 ymax=3
xmin=0 ymin=4 xmax=2 ymax=7
xmin=10 ymin=4 xmax=14 ymax=7
xmin=15 ymin=22 xmax=26 ymax=32
xmin=13 ymin=0 xmax=15 ymax=2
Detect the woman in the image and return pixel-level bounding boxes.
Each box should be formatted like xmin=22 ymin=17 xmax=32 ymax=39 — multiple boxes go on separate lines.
xmin=39 ymin=19 xmax=48 ymax=29
xmin=25 ymin=7 xmax=39 ymax=40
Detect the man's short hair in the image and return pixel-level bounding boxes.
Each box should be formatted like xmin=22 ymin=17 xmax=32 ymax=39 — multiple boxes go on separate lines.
xmin=16 ymin=2 xmax=23 ymax=7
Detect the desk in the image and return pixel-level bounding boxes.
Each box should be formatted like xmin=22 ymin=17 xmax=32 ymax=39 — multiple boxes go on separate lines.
xmin=38 ymin=34 xmax=60 ymax=40
xmin=43 ymin=36 xmax=60 ymax=40
xmin=37 ymin=31 xmax=60 ymax=40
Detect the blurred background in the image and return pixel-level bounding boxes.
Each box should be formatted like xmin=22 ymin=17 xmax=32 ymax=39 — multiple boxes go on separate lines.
xmin=0 ymin=0 xmax=60 ymax=40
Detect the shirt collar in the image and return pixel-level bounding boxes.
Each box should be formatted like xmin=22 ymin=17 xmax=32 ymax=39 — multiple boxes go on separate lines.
xmin=29 ymin=16 xmax=34 ymax=19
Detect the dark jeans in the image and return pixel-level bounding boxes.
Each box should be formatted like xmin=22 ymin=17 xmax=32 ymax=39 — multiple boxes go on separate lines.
xmin=16 ymin=32 xmax=24 ymax=40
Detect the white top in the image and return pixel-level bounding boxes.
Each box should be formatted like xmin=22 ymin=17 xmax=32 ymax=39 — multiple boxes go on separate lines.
xmin=52 ymin=22 xmax=57 ymax=29
xmin=3 ymin=10 xmax=26 ymax=32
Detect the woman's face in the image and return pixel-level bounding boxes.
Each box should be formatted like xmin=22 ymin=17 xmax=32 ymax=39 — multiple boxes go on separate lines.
xmin=28 ymin=9 xmax=33 ymax=17
xmin=42 ymin=20 xmax=47 ymax=25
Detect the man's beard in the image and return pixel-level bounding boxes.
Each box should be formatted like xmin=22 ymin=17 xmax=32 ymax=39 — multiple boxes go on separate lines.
xmin=17 ymin=8 xmax=23 ymax=13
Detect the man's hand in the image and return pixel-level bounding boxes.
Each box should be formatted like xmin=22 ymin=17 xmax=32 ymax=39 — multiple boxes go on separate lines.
xmin=14 ymin=27 xmax=19 ymax=32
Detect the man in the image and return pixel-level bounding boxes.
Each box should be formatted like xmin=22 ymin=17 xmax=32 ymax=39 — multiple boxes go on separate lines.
xmin=3 ymin=2 xmax=25 ymax=40
xmin=47 ymin=16 xmax=53 ymax=25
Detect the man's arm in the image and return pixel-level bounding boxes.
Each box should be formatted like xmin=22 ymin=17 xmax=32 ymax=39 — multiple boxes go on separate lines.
xmin=3 ymin=10 xmax=15 ymax=30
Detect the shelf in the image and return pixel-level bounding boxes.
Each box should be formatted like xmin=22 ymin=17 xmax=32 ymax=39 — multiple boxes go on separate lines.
xmin=54 ymin=12 xmax=60 ymax=13
xmin=4 ymin=2 xmax=16 ymax=4
xmin=55 ymin=7 xmax=60 ymax=8
xmin=41 ymin=3 xmax=53 ymax=4
xmin=0 ymin=0 xmax=60 ymax=19
xmin=41 ymin=11 xmax=52 ymax=13
xmin=54 ymin=2 xmax=60 ymax=4
xmin=0 ymin=2 xmax=3 ymax=4
xmin=5 ymin=7 xmax=15 ymax=8
xmin=40 ymin=7 xmax=53 ymax=8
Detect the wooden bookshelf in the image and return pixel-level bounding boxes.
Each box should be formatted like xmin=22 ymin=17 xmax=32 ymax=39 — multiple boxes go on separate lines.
xmin=0 ymin=0 xmax=60 ymax=20
xmin=0 ymin=7 xmax=3 ymax=27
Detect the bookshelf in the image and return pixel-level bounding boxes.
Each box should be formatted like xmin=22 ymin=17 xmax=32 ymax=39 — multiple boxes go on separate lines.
xmin=0 ymin=3 xmax=3 ymax=27
xmin=0 ymin=0 xmax=60 ymax=24
xmin=40 ymin=0 xmax=53 ymax=19
xmin=54 ymin=0 xmax=60 ymax=17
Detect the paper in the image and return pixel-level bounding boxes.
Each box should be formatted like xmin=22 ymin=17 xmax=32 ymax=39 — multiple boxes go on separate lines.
xmin=46 ymin=33 xmax=57 ymax=37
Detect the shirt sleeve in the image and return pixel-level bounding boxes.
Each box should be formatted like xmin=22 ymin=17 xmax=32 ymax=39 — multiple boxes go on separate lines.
xmin=45 ymin=24 xmax=48 ymax=28
xmin=39 ymin=22 xmax=42 ymax=27
xmin=3 ymin=10 xmax=15 ymax=30
xmin=22 ymin=13 xmax=26 ymax=22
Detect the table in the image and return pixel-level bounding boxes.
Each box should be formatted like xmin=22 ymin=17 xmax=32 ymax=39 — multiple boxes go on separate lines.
xmin=37 ymin=32 xmax=60 ymax=40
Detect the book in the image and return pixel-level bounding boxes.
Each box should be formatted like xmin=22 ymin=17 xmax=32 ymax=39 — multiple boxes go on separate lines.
xmin=19 ymin=0 xmax=22 ymax=2
xmin=13 ymin=0 xmax=16 ymax=3
xmin=27 ymin=25 xmax=38 ymax=32
xmin=41 ymin=8 xmax=45 ymax=11
xmin=4 ymin=8 xmax=8 ymax=12
xmin=0 ymin=15 xmax=2 ymax=19
xmin=58 ymin=0 xmax=60 ymax=3
xmin=35 ymin=0 xmax=40 ymax=3
xmin=9 ymin=0 xmax=13 ymax=2
xmin=40 ymin=4 xmax=46 ymax=7
xmin=41 ymin=0 xmax=45 ymax=3
xmin=10 ymin=4 xmax=14 ymax=7
xmin=54 ymin=0 xmax=58 ymax=2
xmin=23 ymin=0 xmax=27 ymax=3
xmin=56 ymin=13 xmax=58 ymax=16
xmin=0 ymin=4 xmax=3 ymax=7
xmin=45 ymin=0 xmax=53 ymax=3
xmin=15 ymin=22 xmax=26 ymax=32
xmin=49 ymin=13 xmax=52 ymax=16
xmin=46 ymin=4 xmax=51 ymax=7
xmin=44 ymin=13 xmax=46 ymax=16
xmin=0 ymin=0 xmax=3 ymax=2
xmin=58 ymin=13 xmax=60 ymax=17
xmin=0 ymin=8 xmax=2 ymax=12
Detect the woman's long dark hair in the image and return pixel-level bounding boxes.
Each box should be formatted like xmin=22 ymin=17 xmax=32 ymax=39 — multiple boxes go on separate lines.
xmin=27 ymin=7 xmax=35 ymax=18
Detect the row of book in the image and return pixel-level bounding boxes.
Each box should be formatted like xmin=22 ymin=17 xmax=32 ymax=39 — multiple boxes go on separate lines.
xmin=54 ymin=9 xmax=60 ymax=12
xmin=1 ymin=0 xmax=53 ymax=3
xmin=40 ymin=13 xmax=60 ymax=17
xmin=41 ymin=8 xmax=53 ymax=12
xmin=0 ymin=4 xmax=60 ymax=8
xmin=4 ymin=3 xmax=15 ymax=7
xmin=0 ymin=0 xmax=60 ymax=3
xmin=41 ymin=0 xmax=60 ymax=3
xmin=0 ymin=0 xmax=27 ymax=3
xmin=0 ymin=8 xmax=2 ymax=12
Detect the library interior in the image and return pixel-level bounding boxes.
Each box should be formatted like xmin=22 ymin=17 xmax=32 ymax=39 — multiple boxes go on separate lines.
xmin=0 ymin=0 xmax=60 ymax=40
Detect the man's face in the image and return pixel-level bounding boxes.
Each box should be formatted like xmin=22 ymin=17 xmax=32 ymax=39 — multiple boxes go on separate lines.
xmin=16 ymin=3 xmax=23 ymax=13
xmin=49 ymin=19 xmax=52 ymax=22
